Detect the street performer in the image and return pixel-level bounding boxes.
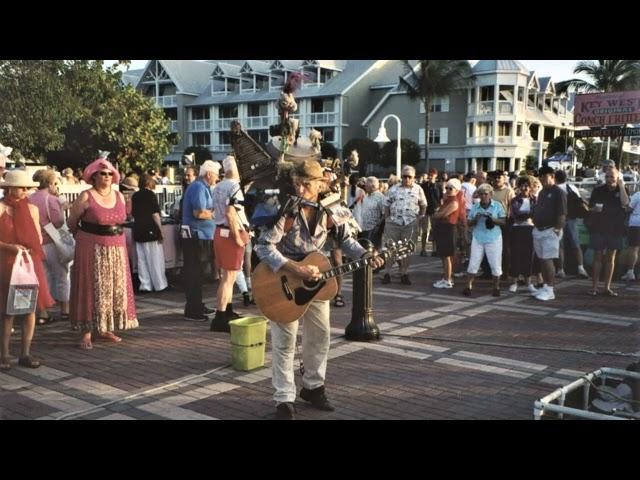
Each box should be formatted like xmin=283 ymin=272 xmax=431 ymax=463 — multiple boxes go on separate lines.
xmin=254 ymin=158 xmax=384 ymax=420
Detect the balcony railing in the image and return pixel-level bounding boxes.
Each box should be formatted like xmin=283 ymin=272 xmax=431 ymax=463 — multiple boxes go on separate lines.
xmin=302 ymin=82 xmax=323 ymax=89
xmin=496 ymin=136 xmax=511 ymax=144
xmin=498 ymin=102 xmax=513 ymax=114
xmin=215 ymin=118 xmax=239 ymax=130
xmin=468 ymin=136 xmax=493 ymax=145
xmin=153 ymin=95 xmax=177 ymax=108
xmin=211 ymin=144 xmax=232 ymax=152
xmin=478 ymin=101 xmax=494 ymax=115
xmin=189 ymin=119 xmax=212 ymax=131
xmin=306 ymin=112 xmax=337 ymax=125
xmin=244 ymin=116 xmax=270 ymax=129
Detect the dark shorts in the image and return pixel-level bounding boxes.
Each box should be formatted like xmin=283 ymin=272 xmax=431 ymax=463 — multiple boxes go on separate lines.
xmin=590 ymin=232 xmax=624 ymax=252
xmin=563 ymin=219 xmax=580 ymax=250
xmin=629 ymin=227 xmax=640 ymax=247
xmin=434 ymin=222 xmax=456 ymax=257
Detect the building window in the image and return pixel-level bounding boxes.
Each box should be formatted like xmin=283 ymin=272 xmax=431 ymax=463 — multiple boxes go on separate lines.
xmin=516 ymin=123 xmax=523 ymax=137
xmin=219 ymin=105 xmax=238 ymax=118
xmin=528 ymin=91 xmax=536 ymax=109
xmin=498 ymin=121 xmax=512 ymax=137
xmin=311 ymin=97 xmax=335 ymax=113
xmin=499 ymin=85 xmax=514 ymax=102
xmin=255 ymin=75 xmax=269 ymax=91
xmin=191 ymin=107 xmax=210 ymax=120
xmin=314 ymin=127 xmax=335 ymax=143
xmin=469 ymin=88 xmax=476 ymax=103
xmin=518 ymin=87 xmax=525 ymax=102
xmin=219 ymin=131 xmax=232 ymax=145
xmin=478 ymin=121 xmax=492 ymax=137
xmin=319 ymin=69 xmax=336 ymax=84
xmin=468 ymin=122 xmax=474 ymax=137
xmin=212 ymin=77 xmax=227 ymax=94
xmin=248 ymin=129 xmax=269 ymax=144
xmin=192 ymin=132 xmax=210 ymax=147
xmin=227 ymin=78 xmax=240 ymax=93
xmin=247 ymin=103 xmax=268 ymax=117
xmin=480 ymin=86 xmax=494 ymax=102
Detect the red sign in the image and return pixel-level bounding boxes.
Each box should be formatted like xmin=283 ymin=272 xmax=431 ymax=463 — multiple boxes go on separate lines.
xmin=574 ymin=90 xmax=640 ymax=127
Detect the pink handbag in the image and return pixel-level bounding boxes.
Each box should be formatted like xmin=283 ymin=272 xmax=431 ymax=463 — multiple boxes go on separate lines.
xmin=6 ymin=249 xmax=40 ymax=316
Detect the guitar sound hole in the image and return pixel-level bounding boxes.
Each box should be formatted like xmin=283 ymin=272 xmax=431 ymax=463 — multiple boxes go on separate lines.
xmin=302 ymin=279 xmax=320 ymax=289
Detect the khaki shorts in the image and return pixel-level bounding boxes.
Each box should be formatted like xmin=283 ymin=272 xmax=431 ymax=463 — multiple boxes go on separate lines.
xmin=383 ymin=220 xmax=419 ymax=247
xmin=532 ymin=227 xmax=562 ymax=260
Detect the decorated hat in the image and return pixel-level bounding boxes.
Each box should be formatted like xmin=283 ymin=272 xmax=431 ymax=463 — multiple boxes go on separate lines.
xmin=83 ymin=158 xmax=121 ymax=184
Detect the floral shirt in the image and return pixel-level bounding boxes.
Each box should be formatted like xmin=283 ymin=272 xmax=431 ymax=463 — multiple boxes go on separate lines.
xmin=359 ymin=191 xmax=386 ymax=231
xmin=385 ymin=183 xmax=427 ymax=226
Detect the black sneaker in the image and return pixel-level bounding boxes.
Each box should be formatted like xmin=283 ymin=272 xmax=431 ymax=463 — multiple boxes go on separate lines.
xmin=243 ymin=292 xmax=255 ymax=307
xmin=382 ymin=274 xmax=391 ymax=284
xmin=400 ymin=274 xmax=412 ymax=285
xmin=492 ymin=288 xmax=501 ymax=297
xmin=203 ymin=306 xmax=216 ymax=316
xmin=184 ymin=311 xmax=208 ymax=322
xmin=275 ymin=402 xmax=296 ymax=420
xmin=225 ymin=304 xmax=242 ymax=320
xmin=300 ymin=386 xmax=335 ymax=412
xmin=463 ymin=287 xmax=472 ymax=297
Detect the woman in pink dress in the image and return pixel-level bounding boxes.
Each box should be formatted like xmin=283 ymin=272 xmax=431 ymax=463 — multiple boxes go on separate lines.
xmin=0 ymin=170 xmax=55 ymax=370
xmin=67 ymin=158 xmax=138 ymax=350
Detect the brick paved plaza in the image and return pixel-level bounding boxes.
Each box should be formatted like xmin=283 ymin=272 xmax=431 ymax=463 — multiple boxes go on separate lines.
xmin=0 ymin=254 xmax=638 ymax=420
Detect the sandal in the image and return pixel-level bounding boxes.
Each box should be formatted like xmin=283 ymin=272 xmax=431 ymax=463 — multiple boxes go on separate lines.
xmin=604 ymin=289 xmax=619 ymax=297
xmin=333 ymin=294 xmax=345 ymax=307
xmin=0 ymin=357 xmax=11 ymax=371
xmin=80 ymin=334 xmax=93 ymax=350
xmin=588 ymin=290 xmax=598 ymax=296
xmin=36 ymin=315 xmax=52 ymax=325
xmin=99 ymin=332 xmax=122 ymax=343
xmin=18 ymin=356 xmax=41 ymax=369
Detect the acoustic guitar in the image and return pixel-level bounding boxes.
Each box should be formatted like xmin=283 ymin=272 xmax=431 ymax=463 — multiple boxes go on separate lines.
xmin=252 ymin=240 xmax=415 ymax=324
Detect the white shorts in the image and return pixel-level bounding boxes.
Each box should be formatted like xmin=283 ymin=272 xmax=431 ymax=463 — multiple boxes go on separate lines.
xmin=467 ymin=236 xmax=503 ymax=277
xmin=532 ymin=227 xmax=562 ymax=260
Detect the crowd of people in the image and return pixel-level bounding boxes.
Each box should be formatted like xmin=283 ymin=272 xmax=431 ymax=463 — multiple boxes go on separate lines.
xmin=1 ymin=147 xmax=639 ymax=420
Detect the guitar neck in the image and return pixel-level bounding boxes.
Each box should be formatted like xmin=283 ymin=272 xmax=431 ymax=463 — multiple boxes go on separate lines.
xmin=321 ymin=251 xmax=390 ymax=280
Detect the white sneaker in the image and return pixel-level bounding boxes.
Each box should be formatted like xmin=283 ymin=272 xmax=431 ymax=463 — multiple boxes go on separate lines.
xmin=433 ymin=279 xmax=454 ymax=289
xmin=621 ymin=271 xmax=636 ymax=281
xmin=555 ymin=270 xmax=566 ymax=279
xmin=577 ymin=266 xmax=589 ymax=279
xmin=527 ymin=284 xmax=539 ymax=295
xmin=535 ymin=287 xmax=555 ymax=301
xmin=508 ymin=283 xmax=518 ymax=293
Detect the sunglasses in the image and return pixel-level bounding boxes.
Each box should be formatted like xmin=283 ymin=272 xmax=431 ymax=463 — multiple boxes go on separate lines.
xmin=402 ymin=175 xmax=414 ymax=179
xmin=98 ymin=171 xmax=114 ymax=177
xmin=445 ymin=186 xmax=455 ymax=190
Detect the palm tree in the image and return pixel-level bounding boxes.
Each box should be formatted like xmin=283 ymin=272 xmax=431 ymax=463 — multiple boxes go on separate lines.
xmin=556 ymin=60 xmax=640 ymax=168
xmin=556 ymin=60 xmax=640 ymax=94
xmin=399 ymin=60 xmax=475 ymax=170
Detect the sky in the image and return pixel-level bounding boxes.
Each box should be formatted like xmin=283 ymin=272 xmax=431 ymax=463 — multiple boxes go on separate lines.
xmin=107 ymin=60 xmax=591 ymax=83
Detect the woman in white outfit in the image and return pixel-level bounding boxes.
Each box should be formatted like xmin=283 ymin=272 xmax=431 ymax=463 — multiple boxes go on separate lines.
xmin=131 ymin=174 xmax=168 ymax=292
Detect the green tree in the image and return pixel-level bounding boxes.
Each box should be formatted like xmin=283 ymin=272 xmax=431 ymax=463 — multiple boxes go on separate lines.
xmin=0 ymin=60 xmax=75 ymax=159
xmin=183 ymin=146 xmax=213 ymax=165
xmin=379 ymin=138 xmax=421 ymax=169
xmin=556 ymin=60 xmax=640 ymax=94
xmin=547 ymin=135 xmax=571 ymax=156
xmin=0 ymin=60 xmax=171 ymax=172
xmin=399 ymin=60 xmax=475 ymax=170
xmin=341 ymin=138 xmax=379 ymax=175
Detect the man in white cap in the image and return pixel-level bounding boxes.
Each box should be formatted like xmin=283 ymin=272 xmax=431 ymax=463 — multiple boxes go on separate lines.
xmin=181 ymin=160 xmax=221 ymax=320
xmin=381 ymin=165 xmax=427 ymax=285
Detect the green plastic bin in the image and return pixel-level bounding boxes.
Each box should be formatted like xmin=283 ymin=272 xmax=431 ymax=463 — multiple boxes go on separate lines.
xmin=229 ymin=316 xmax=267 ymax=371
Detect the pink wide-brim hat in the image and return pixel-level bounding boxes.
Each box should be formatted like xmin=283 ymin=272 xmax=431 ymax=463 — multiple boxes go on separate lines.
xmin=83 ymin=158 xmax=121 ymax=184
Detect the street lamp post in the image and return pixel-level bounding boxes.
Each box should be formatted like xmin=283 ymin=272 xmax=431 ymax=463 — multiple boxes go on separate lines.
xmin=374 ymin=114 xmax=402 ymax=178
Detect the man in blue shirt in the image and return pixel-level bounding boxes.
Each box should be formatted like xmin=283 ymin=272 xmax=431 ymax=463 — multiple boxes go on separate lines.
xmin=181 ymin=160 xmax=220 ymax=320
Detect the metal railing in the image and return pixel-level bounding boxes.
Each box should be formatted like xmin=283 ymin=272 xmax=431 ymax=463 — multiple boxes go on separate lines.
xmin=189 ymin=119 xmax=212 ymax=131
xmin=211 ymin=144 xmax=232 ymax=152
xmin=478 ymin=101 xmax=494 ymax=115
xmin=498 ymin=102 xmax=513 ymax=114
xmin=153 ymin=95 xmax=177 ymax=108
xmin=306 ymin=112 xmax=337 ymax=125
xmin=215 ymin=118 xmax=239 ymax=130
xmin=244 ymin=115 xmax=270 ymax=129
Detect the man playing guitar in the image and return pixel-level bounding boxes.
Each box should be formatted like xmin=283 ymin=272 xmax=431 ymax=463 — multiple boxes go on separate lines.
xmin=254 ymin=158 xmax=385 ymax=420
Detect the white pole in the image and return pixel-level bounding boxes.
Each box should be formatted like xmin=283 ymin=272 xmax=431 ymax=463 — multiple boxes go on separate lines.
xmin=380 ymin=114 xmax=402 ymax=178
xmin=606 ymin=136 xmax=611 ymax=160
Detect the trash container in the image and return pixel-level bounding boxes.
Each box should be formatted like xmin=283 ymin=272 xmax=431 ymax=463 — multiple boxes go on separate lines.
xmin=229 ymin=316 xmax=267 ymax=371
